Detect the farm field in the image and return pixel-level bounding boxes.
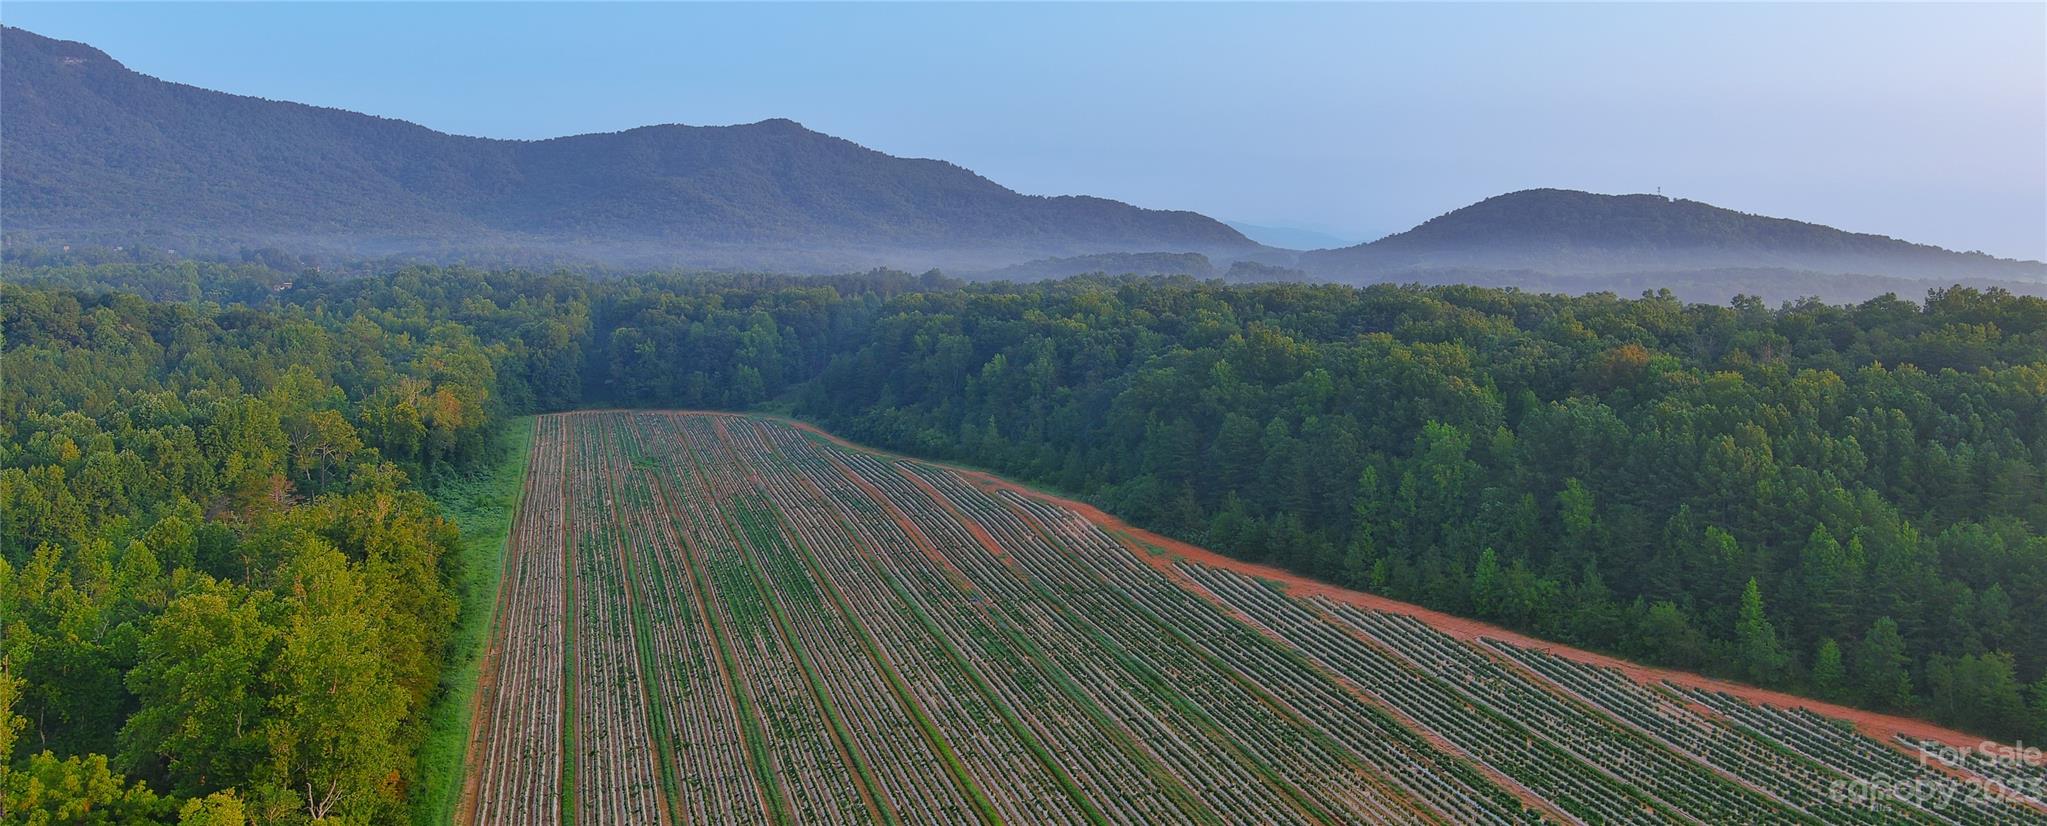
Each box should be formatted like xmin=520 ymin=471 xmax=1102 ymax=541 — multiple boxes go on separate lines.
xmin=462 ymin=411 xmax=2047 ymax=825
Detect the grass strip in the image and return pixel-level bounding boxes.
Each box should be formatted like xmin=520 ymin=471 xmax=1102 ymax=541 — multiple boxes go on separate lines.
xmin=411 ymin=415 xmax=534 ymax=826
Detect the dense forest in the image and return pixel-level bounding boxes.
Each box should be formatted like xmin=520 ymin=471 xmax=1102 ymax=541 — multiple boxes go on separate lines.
xmin=5 ymin=261 xmax=2046 ymax=821
xmin=800 ymin=277 xmax=2047 ymax=737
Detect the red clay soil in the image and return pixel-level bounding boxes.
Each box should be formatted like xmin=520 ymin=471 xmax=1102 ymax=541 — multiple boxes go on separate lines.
xmin=1013 ymin=483 xmax=2033 ymax=754
xmin=748 ymin=412 xmax=2034 ymax=759
xmin=998 ymin=476 xmax=2017 ymax=754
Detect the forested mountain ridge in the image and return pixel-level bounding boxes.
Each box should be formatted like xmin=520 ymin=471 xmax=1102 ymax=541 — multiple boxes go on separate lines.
xmin=0 ymin=26 xmax=1255 ymax=270
xmin=1301 ymin=188 xmax=2047 ymax=282
xmin=14 ymin=24 xmax=2038 ymax=289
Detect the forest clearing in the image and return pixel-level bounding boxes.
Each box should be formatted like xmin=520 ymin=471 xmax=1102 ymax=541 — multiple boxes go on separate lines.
xmin=461 ymin=411 xmax=2047 ymax=825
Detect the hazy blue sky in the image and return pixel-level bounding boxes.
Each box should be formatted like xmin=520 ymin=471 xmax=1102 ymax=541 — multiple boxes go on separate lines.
xmin=7 ymin=2 xmax=2043 ymax=259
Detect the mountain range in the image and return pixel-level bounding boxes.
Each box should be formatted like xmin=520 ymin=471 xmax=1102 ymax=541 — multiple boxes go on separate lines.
xmin=0 ymin=26 xmax=1252 ymax=270
xmin=5 ymin=24 xmax=2043 ymax=287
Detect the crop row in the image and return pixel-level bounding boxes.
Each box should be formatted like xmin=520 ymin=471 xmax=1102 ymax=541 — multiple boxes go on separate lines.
xmin=589 ymin=414 xmax=764 ymax=824
xmin=1670 ymin=684 xmax=2046 ymax=825
xmin=709 ymin=417 xmax=990 ymax=823
xmin=755 ymin=424 xmax=1108 ymax=823
xmin=821 ymin=441 xmax=1249 ymax=823
xmin=953 ymin=476 xmax=1535 ymax=825
xmin=467 ymin=412 xmax=2046 ymax=825
xmin=1483 ymin=639 xmax=1918 ymax=823
xmin=644 ymin=415 xmax=876 ymax=824
xmin=1011 ymin=503 xmax=1541 ymax=826
xmin=1894 ymin=736 xmax=2047 ymax=809
xmin=1324 ymin=601 xmax=1795 ymax=823
xmin=468 ymin=414 xmax=570 ymax=826
xmin=1180 ymin=563 xmax=1667 ymax=825
xmin=564 ymin=414 xmax=666 ymax=824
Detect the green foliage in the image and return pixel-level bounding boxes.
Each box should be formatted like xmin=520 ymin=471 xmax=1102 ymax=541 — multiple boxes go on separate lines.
xmin=4 ymin=750 xmax=171 ymax=825
xmin=265 ymin=542 xmax=411 ymax=821
xmin=1810 ymin=639 xmax=1847 ymax=702
xmin=1735 ymin=579 xmax=1789 ymax=685
xmin=1925 ymin=652 xmax=2032 ymax=740
xmin=408 ymin=417 xmax=535 ymax=826
xmin=789 ymin=276 xmax=2047 ymax=742
xmin=176 ymin=792 xmax=251 ymax=826
xmin=1852 ymin=617 xmax=1917 ymax=713
xmin=1 ymin=271 xmax=515 ymax=821
xmin=7 ymin=256 xmax=2047 ymax=823
xmin=121 ymin=583 xmax=278 ymax=797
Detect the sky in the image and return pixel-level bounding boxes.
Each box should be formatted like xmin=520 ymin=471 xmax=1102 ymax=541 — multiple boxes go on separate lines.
xmin=6 ymin=2 xmax=2044 ymax=260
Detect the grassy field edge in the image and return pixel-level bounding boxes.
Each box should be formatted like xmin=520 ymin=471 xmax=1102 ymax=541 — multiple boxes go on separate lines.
xmin=411 ymin=415 xmax=538 ymax=826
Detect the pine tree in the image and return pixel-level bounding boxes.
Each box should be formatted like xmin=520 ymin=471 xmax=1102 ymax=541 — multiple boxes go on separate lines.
xmin=1854 ymin=617 xmax=1916 ymax=712
xmin=1798 ymin=524 xmax=1859 ymax=639
xmin=1736 ymin=578 xmax=1789 ymax=684
xmin=1472 ymin=548 xmax=1505 ymax=620
xmin=1811 ymin=639 xmax=1848 ymax=701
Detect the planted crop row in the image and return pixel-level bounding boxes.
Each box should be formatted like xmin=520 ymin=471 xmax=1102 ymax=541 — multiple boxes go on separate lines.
xmin=1321 ymin=601 xmax=1793 ymax=824
xmin=649 ymin=415 xmax=875 ymax=824
xmin=1179 ymin=563 xmax=1664 ymax=825
xmin=565 ymin=414 xmax=666 ymax=824
xmin=706 ymin=418 xmax=986 ymax=823
xmin=936 ymin=466 xmax=1556 ymax=823
xmin=469 ymin=412 xmax=2044 ymax=826
xmin=599 ymin=414 xmax=765 ymax=824
xmin=904 ymin=462 xmax=1482 ymax=821
xmin=751 ymin=427 xmax=1093 ymax=822
xmin=1670 ymin=685 xmax=2045 ymax=826
xmin=822 ymin=443 xmax=1225 ymax=824
xmin=1894 ymin=736 xmax=2047 ymax=810
xmin=1484 ymin=639 xmax=1918 ymax=823
xmin=469 ymin=414 xmax=570 ymax=826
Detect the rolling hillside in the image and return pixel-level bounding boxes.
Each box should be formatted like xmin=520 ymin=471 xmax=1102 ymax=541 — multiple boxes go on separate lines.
xmin=0 ymin=26 xmax=1255 ymax=270
xmin=1301 ymin=189 xmax=2047 ymax=283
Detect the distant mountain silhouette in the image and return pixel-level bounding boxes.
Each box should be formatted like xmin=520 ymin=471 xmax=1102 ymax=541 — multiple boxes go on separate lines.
xmin=7 ymin=27 xmax=2038 ymax=285
xmin=1223 ymin=221 xmax=1356 ymax=251
xmin=1300 ymin=189 xmax=2046 ymax=282
xmin=0 ymin=26 xmax=1254 ymax=270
